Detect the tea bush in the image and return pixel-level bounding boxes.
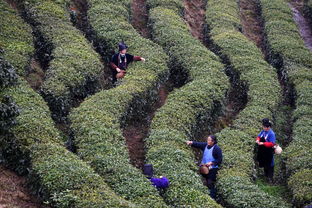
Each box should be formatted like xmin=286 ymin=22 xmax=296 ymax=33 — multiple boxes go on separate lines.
xmin=0 ymin=2 xmax=133 ymax=206
xmin=144 ymin=0 xmax=229 ymax=206
xmin=206 ymin=0 xmax=291 ymax=207
xmin=70 ymin=0 xmax=169 ymax=207
xmin=261 ymin=0 xmax=312 ymax=205
xmin=21 ymin=0 xmax=103 ymax=121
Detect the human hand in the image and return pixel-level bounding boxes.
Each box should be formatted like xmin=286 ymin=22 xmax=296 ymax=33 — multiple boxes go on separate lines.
xmin=206 ymin=162 xmax=213 ymax=167
xmin=116 ymin=68 xmax=121 ymax=72
xmin=186 ymin=141 xmax=193 ymax=145
xmin=141 ymin=57 xmax=146 ymax=62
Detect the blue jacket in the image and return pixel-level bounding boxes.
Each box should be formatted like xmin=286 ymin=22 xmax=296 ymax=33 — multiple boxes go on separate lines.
xmin=191 ymin=142 xmax=223 ymax=167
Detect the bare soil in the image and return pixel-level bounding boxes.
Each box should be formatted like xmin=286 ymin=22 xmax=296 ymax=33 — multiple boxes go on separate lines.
xmin=26 ymin=58 xmax=45 ymax=91
xmin=289 ymin=0 xmax=312 ymax=51
xmin=183 ymin=0 xmax=207 ymax=43
xmin=0 ymin=166 xmax=48 ymax=208
xmin=131 ymin=0 xmax=150 ymax=38
xmin=123 ymin=85 xmax=169 ymax=170
xmin=239 ymin=0 xmax=266 ymax=55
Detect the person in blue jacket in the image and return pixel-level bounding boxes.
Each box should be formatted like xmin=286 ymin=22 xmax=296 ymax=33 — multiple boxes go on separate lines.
xmin=256 ymin=118 xmax=276 ymax=183
xmin=186 ymin=135 xmax=222 ymax=199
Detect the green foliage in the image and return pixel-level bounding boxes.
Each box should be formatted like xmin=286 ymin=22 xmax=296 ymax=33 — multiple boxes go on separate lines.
xmin=0 ymin=57 xmax=20 ymax=131
xmin=205 ymin=0 xmax=292 ymax=207
xmin=69 ymin=0 xmax=169 ymax=207
xmin=144 ymin=1 xmax=229 ymax=206
xmin=261 ymin=0 xmax=312 ymax=68
xmin=260 ymin=0 xmax=312 ymax=205
xmin=217 ymin=175 xmax=289 ymax=208
xmin=0 ymin=1 xmax=34 ymax=76
xmin=1 ymin=77 xmax=133 ymax=207
xmin=0 ymin=2 xmax=133 ymax=206
xmin=288 ymin=169 xmax=312 ymax=206
xmin=0 ymin=56 xmax=18 ymax=89
xmin=23 ymin=0 xmax=103 ymax=120
xmin=3 ymin=77 xmax=135 ymax=207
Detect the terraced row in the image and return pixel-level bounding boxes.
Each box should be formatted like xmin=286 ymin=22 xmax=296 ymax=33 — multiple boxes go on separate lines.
xmin=205 ymin=0 xmax=291 ymax=207
xmin=0 ymin=1 xmax=133 ymax=207
xmin=69 ymin=0 xmax=169 ymax=207
xmin=143 ymin=0 xmax=229 ymax=207
xmin=260 ymin=0 xmax=312 ymax=206
xmin=21 ymin=0 xmax=103 ymax=121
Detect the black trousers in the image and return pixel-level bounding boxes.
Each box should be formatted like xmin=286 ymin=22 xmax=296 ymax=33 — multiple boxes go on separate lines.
xmin=264 ymin=165 xmax=274 ymax=180
xmin=202 ymin=168 xmax=218 ymax=199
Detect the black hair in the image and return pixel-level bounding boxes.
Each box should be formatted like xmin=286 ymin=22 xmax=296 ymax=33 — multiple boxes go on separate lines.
xmin=208 ymin=135 xmax=217 ymax=144
xmin=262 ymin=118 xmax=272 ymax=128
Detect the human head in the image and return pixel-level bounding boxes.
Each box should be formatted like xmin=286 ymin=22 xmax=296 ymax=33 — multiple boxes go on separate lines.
xmin=118 ymin=42 xmax=128 ymax=54
xmin=207 ymin=135 xmax=217 ymax=146
xmin=262 ymin=118 xmax=272 ymax=131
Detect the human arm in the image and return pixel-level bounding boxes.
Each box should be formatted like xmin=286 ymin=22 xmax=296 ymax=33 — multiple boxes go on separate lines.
xmin=256 ymin=131 xmax=276 ymax=148
xmin=127 ymin=54 xmax=145 ymax=62
xmin=212 ymin=145 xmax=223 ymax=166
xmin=263 ymin=131 xmax=276 ymax=148
xmin=186 ymin=141 xmax=207 ymax=151
xmin=134 ymin=56 xmax=145 ymax=61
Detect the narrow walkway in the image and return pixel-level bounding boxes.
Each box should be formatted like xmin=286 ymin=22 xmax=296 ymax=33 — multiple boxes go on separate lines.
xmin=123 ymin=85 xmax=169 ymax=169
xmin=131 ymin=0 xmax=150 ymax=38
xmin=289 ymin=0 xmax=312 ymax=51
xmin=183 ymin=0 xmax=247 ymax=141
xmin=183 ymin=2 xmax=248 ymax=199
xmin=239 ymin=0 xmax=266 ymax=55
xmin=0 ymin=166 xmax=49 ymax=208
xmin=238 ymin=0 xmax=294 ymax=203
xmin=183 ymin=0 xmax=207 ymax=43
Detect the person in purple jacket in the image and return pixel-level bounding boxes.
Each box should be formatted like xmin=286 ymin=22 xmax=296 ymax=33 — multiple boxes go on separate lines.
xmin=186 ymin=135 xmax=222 ymax=199
xmin=143 ymin=164 xmax=170 ymax=190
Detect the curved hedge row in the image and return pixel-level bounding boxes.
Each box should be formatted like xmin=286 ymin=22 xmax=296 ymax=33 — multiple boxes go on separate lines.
xmin=2 ymin=79 xmax=133 ymax=208
xmin=205 ymin=0 xmax=291 ymax=207
xmin=260 ymin=0 xmax=312 ymax=205
xmin=0 ymin=2 xmax=33 ymax=77
xmin=69 ymin=0 xmax=169 ymax=207
xmin=0 ymin=56 xmax=19 ymax=134
xmin=0 ymin=2 xmax=133 ymax=207
xmin=144 ymin=1 xmax=229 ymax=206
xmin=21 ymin=0 xmax=103 ymax=121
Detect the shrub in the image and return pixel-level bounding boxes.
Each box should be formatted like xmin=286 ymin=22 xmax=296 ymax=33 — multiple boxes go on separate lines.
xmin=0 ymin=57 xmax=20 ymax=132
xmin=205 ymin=0 xmax=292 ymax=207
xmin=260 ymin=0 xmax=312 ymax=205
xmin=70 ymin=0 xmax=169 ymax=207
xmin=0 ymin=2 xmax=133 ymax=206
xmin=288 ymin=169 xmax=312 ymax=207
xmin=144 ymin=1 xmax=229 ymax=206
xmin=20 ymin=0 xmax=103 ymax=121
xmin=0 ymin=1 xmax=34 ymax=76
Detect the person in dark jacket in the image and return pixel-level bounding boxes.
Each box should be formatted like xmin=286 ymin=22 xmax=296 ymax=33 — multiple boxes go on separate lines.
xmin=256 ymin=118 xmax=276 ymax=183
xmin=186 ymin=135 xmax=222 ymax=199
xmin=110 ymin=42 xmax=145 ymax=83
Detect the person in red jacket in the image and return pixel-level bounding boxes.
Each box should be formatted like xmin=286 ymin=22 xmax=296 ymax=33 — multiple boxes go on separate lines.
xmin=110 ymin=42 xmax=145 ymax=83
xmin=256 ymin=118 xmax=276 ymax=183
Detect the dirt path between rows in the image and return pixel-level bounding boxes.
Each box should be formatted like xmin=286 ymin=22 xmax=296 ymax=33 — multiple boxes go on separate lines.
xmin=0 ymin=166 xmax=48 ymax=208
xmin=239 ymin=0 xmax=266 ymax=55
xmin=238 ymin=0 xmax=294 ymax=204
xmin=131 ymin=0 xmax=150 ymax=38
xmin=123 ymin=85 xmax=169 ymax=169
xmin=183 ymin=0 xmax=207 ymax=43
xmin=289 ymin=0 xmax=312 ymax=51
